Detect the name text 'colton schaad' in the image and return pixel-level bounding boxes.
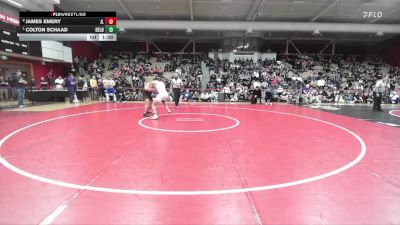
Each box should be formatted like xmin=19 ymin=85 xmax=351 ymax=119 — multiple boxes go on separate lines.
xmin=24 ymin=27 xmax=69 ymax=32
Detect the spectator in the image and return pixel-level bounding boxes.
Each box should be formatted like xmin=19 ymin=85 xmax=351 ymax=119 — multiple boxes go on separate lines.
xmin=54 ymin=75 xmax=64 ymax=90
xmin=104 ymin=77 xmax=117 ymax=102
xmin=0 ymin=76 xmax=9 ymax=101
xmin=47 ymin=69 xmax=54 ymax=87
xmin=251 ymin=86 xmax=262 ymax=104
xmin=89 ymin=76 xmax=98 ymax=100
xmin=8 ymin=73 xmax=18 ymax=100
xmin=77 ymin=76 xmax=86 ymax=90
xmin=28 ymin=77 xmax=35 ymax=91
xmin=40 ymin=77 xmax=48 ymax=90
xmin=16 ymin=74 xmax=27 ymax=107
xmin=201 ymin=91 xmax=211 ymax=102
xmin=192 ymin=91 xmax=200 ymax=101
xmin=66 ymin=73 xmax=76 ymax=104
xmin=265 ymin=85 xmax=273 ymax=105
xmin=182 ymin=89 xmax=192 ymax=101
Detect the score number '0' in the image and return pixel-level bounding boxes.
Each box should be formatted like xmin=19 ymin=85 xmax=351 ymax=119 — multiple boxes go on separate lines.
xmin=99 ymin=18 xmax=116 ymax=25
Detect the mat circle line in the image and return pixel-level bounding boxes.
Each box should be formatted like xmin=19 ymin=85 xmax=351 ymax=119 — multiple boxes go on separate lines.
xmin=138 ymin=112 xmax=240 ymax=132
xmin=0 ymin=105 xmax=367 ymax=195
xmin=389 ymin=110 xmax=400 ymax=118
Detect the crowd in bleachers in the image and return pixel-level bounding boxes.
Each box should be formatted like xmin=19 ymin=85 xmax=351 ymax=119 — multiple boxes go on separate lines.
xmin=86 ymin=54 xmax=153 ymax=102
xmin=84 ymin=53 xmax=206 ymax=102
xmin=50 ymin=53 xmax=166 ymax=102
xmin=3 ymin=52 xmax=399 ymax=105
xmin=160 ymin=53 xmax=205 ymax=90
xmin=204 ymin=54 xmax=400 ymax=104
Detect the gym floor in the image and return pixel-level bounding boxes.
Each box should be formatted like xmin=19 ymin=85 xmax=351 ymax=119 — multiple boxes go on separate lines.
xmin=0 ymin=102 xmax=399 ymax=224
xmin=305 ymin=103 xmax=400 ymax=128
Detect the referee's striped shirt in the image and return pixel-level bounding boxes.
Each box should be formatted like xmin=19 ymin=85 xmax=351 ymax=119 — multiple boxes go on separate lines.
xmin=171 ymin=78 xmax=183 ymax=89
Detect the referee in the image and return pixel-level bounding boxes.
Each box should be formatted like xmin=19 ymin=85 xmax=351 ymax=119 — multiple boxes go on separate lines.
xmin=170 ymin=73 xmax=183 ymax=108
xmin=373 ymin=75 xmax=387 ymax=112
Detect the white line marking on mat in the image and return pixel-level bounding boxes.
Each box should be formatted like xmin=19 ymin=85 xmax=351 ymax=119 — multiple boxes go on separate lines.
xmin=39 ymin=204 xmax=67 ymax=225
xmin=0 ymin=106 xmax=366 ymax=195
xmin=176 ymin=118 xmax=204 ymax=122
xmin=389 ymin=110 xmax=400 ymax=118
xmin=377 ymin=122 xmax=400 ymax=127
xmin=139 ymin=112 xmax=239 ymax=133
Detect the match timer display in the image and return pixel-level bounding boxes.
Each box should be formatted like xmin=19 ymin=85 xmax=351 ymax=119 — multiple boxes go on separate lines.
xmin=17 ymin=12 xmax=117 ymax=41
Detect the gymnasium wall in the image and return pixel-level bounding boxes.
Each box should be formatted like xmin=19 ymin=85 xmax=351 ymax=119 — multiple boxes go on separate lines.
xmin=7 ymin=57 xmax=68 ymax=85
xmin=380 ymin=39 xmax=400 ymax=65
xmin=69 ymin=41 xmax=101 ymax=61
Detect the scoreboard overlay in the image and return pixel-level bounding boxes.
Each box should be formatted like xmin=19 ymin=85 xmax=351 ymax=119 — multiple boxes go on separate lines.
xmin=17 ymin=12 xmax=117 ymax=41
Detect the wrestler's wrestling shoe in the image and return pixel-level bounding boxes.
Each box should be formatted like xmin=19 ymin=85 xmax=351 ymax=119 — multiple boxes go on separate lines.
xmin=143 ymin=112 xmax=150 ymax=117
xmin=150 ymin=114 xmax=158 ymax=120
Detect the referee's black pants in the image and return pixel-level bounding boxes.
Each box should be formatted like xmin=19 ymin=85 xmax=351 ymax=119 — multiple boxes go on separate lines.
xmin=67 ymin=86 xmax=76 ymax=103
xmin=373 ymin=91 xmax=382 ymax=111
xmin=173 ymin=88 xmax=181 ymax=107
